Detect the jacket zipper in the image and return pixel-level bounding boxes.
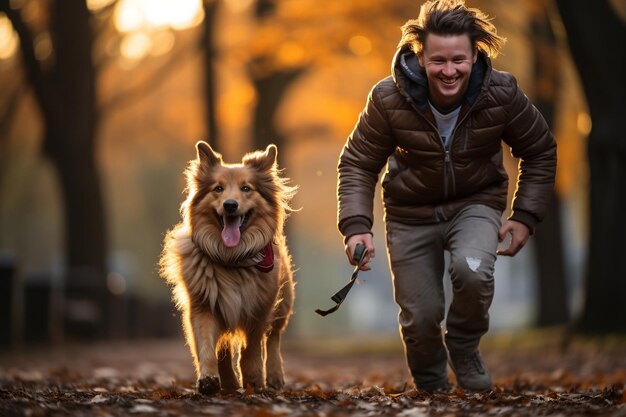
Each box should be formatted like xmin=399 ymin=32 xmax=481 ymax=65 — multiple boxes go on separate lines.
xmin=444 ymin=149 xmax=455 ymax=200
xmin=424 ymin=118 xmax=457 ymax=202
xmin=402 ymin=96 xmax=483 ymax=204
xmin=440 ymin=107 xmax=480 ymax=200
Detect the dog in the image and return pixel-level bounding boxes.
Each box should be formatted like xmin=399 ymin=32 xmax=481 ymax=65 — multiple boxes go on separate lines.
xmin=159 ymin=141 xmax=297 ymax=395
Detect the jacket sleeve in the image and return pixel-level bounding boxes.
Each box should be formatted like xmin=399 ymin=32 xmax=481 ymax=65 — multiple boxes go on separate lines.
xmin=337 ymin=82 xmax=396 ymax=239
xmin=502 ymin=82 xmax=557 ymax=232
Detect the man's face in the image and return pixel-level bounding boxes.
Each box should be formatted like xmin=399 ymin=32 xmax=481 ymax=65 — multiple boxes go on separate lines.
xmin=418 ymin=33 xmax=477 ymax=110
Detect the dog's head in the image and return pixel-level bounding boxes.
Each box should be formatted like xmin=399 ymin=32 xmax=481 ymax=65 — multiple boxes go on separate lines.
xmin=182 ymin=141 xmax=296 ymax=260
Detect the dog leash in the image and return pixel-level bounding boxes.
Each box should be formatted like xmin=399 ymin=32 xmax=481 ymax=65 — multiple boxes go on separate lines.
xmin=315 ymin=244 xmax=368 ymax=317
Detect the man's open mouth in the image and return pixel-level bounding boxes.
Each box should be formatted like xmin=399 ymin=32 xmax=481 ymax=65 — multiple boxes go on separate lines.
xmin=441 ymin=77 xmax=459 ymax=85
xmin=218 ymin=211 xmax=252 ymax=247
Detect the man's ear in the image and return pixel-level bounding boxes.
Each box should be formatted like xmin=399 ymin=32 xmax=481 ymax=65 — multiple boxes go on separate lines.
xmin=196 ymin=141 xmax=222 ymax=166
xmin=244 ymin=144 xmax=277 ymax=172
xmin=417 ymin=51 xmax=424 ymax=67
xmin=472 ymin=49 xmax=478 ymax=64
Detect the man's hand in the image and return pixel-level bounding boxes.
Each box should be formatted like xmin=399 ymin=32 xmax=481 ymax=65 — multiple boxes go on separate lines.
xmin=345 ymin=233 xmax=375 ymax=271
xmin=497 ymin=220 xmax=530 ymax=256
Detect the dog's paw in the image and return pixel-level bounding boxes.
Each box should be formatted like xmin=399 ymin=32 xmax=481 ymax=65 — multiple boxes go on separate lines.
xmin=242 ymin=380 xmax=266 ymax=394
xmin=266 ymin=373 xmax=285 ymax=391
xmin=220 ymin=380 xmax=240 ymax=394
xmin=197 ymin=376 xmax=220 ymax=395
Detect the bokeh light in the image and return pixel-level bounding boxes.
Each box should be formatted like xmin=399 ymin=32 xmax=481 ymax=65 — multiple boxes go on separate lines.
xmin=34 ymin=32 xmax=52 ymax=61
xmin=120 ymin=31 xmax=152 ymax=61
xmin=107 ymin=272 xmax=127 ymax=296
xmin=277 ymin=41 xmax=306 ymax=67
xmin=86 ymin=0 xmax=116 ymax=11
xmin=113 ymin=0 xmax=203 ymax=60
xmin=577 ymin=112 xmax=592 ymax=136
xmin=0 ymin=13 xmax=19 ymax=60
xmin=349 ymin=35 xmax=372 ymax=56
xmin=114 ymin=0 xmax=203 ymax=33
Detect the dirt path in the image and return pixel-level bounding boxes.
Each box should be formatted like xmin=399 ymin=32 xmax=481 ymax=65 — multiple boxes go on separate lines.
xmin=1 ymin=334 xmax=625 ymax=416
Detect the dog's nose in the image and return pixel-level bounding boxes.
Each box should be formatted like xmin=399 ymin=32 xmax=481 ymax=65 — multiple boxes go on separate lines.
xmin=223 ymin=199 xmax=238 ymax=214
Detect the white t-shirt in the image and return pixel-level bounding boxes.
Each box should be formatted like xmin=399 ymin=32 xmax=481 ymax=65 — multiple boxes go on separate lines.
xmin=429 ymin=101 xmax=460 ymax=149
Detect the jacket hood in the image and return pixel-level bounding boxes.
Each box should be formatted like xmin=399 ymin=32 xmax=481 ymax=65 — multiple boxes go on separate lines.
xmin=391 ymin=44 xmax=490 ymax=109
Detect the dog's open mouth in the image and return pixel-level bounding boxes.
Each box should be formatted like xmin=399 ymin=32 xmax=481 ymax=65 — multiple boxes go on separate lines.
xmin=219 ymin=211 xmax=251 ymax=248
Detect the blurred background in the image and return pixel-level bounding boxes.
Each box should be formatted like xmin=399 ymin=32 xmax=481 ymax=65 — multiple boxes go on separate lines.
xmin=0 ymin=0 xmax=624 ymax=349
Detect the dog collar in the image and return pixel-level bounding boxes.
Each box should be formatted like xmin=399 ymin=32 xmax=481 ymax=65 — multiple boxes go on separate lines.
xmin=254 ymin=242 xmax=274 ymax=273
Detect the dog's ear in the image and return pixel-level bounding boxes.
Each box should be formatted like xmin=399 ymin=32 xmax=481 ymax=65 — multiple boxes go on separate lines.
xmin=244 ymin=144 xmax=277 ymax=172
xmin=196 ymin=141 xmax=222 ymax=166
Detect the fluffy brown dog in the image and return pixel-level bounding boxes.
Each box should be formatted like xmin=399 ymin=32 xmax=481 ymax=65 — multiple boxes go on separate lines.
xmin=159 ymin=142 xmax=296 ymax=395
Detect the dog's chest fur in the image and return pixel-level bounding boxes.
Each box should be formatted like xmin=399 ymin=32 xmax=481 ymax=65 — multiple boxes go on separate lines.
xmin=174 ymin=227 xmax=280 ymax=330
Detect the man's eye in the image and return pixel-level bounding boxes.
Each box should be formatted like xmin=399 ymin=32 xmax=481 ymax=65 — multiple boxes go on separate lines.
xmin=214 ymin=185 xmax=224 ymax=193
xmin=241 ymin=185 xmax=251 ymax=192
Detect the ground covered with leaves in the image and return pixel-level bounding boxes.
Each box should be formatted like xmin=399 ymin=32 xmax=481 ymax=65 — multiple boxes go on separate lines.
xmin=0 ymin=330 xmax=625 ymax=416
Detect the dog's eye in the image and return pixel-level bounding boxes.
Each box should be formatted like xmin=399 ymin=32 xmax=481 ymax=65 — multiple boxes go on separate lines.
xmin=214 ymin=185 xmax=224 ymax=193
xmin=241 ymin=185 xmax=251 ymax=193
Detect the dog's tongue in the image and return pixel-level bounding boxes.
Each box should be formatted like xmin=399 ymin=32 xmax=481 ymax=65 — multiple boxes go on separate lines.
xmin=221 ymin=216 xmax=241 ymax=247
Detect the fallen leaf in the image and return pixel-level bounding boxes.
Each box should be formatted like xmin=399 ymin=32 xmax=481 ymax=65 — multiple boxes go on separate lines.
xmin=130 ymin=404 xmax=158 ymax=413
xmin=88 ymin=394 xmax=108 ymax=404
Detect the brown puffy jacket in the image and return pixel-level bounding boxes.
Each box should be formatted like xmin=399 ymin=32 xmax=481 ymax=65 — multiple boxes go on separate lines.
xmin=337 ymin=47 xmax=556 ymax=238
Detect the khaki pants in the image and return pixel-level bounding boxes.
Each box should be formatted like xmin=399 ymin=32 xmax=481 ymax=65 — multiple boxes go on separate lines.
xmin=385 ymin=204 xmax=501 ymax=389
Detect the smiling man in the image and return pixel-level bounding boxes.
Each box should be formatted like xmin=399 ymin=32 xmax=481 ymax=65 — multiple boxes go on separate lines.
xmin=336 ymin=0 xmax=556 ymax=393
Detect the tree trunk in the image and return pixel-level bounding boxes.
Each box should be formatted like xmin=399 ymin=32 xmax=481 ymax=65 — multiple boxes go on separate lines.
xmin=249 ymin=0 xmax=305 ymax=159
xmin=1 ymin=0 xmax=109 ymax=338
xmin=202 ymin=0 xmax=219 ymax=147
xmin=555 ymin=0 xmax=626 ymax=332
xmin=251 ymin=68 xmax=304 ymax=152
xmin=529 ymin=3 xmax=569 ymax=326
xmin=48 ymin=0 xmax=108 ymax=338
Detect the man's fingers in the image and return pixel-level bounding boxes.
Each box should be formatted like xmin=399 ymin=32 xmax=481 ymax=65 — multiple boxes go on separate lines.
xmin=345 ymin=246 xmax=355 ymax=264
xmin=345 ymin=234 xmax=374 ymax=267
xmin=498 ymin=225 xmax=511 ymax=242
xmin=497 ymin=238 xmax=512 ymax=255
xmin=497 ymin=236 xmax=524 ymax=257
xmin=497 ymin=245 xmax=517 ymax=256
xmin=497 ymin=220 xmax=530 ymax=257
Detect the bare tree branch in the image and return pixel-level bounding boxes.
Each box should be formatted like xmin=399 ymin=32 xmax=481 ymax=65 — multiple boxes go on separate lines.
xmin=92 ymin=0 xmax=119 ymax=71
xmin=0 ymin=81 xmax=26 ymax=147
xmin=92 ymin=0 xmax=119 ymax=37
xmin=99 ymin=40 xmax=199 ymax=115
xmin=0 ymin=0 xmax=51 ymax=113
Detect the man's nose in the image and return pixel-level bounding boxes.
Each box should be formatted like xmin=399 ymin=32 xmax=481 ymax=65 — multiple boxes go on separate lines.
xmin=442 ymin=61 xmax=455 ymax=76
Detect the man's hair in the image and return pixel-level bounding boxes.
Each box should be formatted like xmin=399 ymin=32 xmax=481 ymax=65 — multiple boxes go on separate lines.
xmin=399 ymin=0 xmax=506 ymax=58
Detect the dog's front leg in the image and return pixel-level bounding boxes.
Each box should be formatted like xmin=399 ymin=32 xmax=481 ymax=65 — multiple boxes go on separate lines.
xmin=265 ymin=326 xmax=285 ymax=390
xmin=189 ymin=309 xmax=221 ymax=395
xmin=217 ymin=345 xmax=240 ymax=392
xmin=240 ymin=327 xmax=266 ymax=392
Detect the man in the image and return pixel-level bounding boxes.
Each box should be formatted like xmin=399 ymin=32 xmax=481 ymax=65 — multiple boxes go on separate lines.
xmin=336 ymin=0 xmax=556 ymax=393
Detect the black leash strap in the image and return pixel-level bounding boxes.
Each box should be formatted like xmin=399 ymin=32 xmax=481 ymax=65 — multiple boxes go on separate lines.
xmin=315 ymin=244 xmax=368 ymax=317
